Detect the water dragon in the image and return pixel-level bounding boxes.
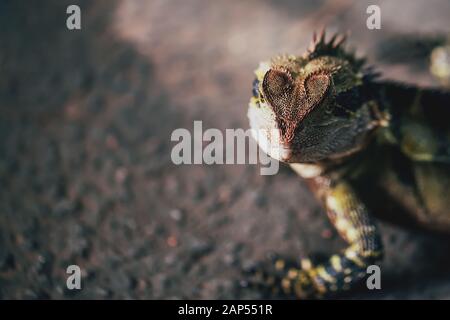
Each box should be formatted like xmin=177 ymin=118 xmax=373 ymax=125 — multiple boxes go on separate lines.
xmin=246 ymin=30 xmax=450 ymax=298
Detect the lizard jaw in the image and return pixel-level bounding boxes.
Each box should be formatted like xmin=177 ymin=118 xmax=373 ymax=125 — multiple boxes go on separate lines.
xmin=251 ymin=128 xmax=293 ymax=162
xmin=248 ymin=105 xmax=294 ymax=162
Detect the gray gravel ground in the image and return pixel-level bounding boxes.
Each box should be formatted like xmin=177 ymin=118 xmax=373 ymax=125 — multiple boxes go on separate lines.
xmin=1 ymin=0 xmax=450 ymax=299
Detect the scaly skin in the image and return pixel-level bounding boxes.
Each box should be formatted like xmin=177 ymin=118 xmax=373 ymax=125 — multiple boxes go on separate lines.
xmin=246 ymin=30 xmax=450 ymax=298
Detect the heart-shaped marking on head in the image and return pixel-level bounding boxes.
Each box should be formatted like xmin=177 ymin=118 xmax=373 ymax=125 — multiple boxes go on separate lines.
xmin=262 ymin=68 xmax=330 ymax=142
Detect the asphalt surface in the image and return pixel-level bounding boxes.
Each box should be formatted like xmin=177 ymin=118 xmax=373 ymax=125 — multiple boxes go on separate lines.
xmin=1 ymin=0 xmax=450 ymax=299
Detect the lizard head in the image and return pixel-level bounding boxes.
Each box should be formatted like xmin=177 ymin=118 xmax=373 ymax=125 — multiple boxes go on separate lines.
xmin=248 ymin=30 xmax=382 ymax=163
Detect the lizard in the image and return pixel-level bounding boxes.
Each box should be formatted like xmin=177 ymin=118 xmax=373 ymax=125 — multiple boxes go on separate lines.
xmin=246 ymin=29 xmax=450 ymax=299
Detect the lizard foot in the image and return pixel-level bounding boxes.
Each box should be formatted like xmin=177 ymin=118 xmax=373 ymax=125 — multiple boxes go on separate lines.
xmin=241 ymin=253 xmax=318 ymax=299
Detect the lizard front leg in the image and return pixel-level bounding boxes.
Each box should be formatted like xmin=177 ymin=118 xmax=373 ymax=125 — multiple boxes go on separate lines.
xmin=247 ymin=178 xmax=383 ymax=299
xmin=397 ymin=119 xmax=450 ymax=164
xmin=293 ymin=179 xmax=383 ymax=298
xmin=377 ymin=84 xmax=450 ymax=164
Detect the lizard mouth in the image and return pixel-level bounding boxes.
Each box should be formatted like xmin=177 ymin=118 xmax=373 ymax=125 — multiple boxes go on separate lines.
xmin=258 ymin=136 xmax=293 ymax=162
xmin=248 ymin=99 xmax=297 ymax=162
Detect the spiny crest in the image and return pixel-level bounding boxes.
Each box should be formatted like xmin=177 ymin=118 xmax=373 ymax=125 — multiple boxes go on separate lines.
xmin=304 ymin=29 xmax=367 ymax=73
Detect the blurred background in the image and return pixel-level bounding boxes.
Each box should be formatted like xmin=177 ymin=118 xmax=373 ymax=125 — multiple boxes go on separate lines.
xmin=1 ymin=0 xmax=450 ymax=299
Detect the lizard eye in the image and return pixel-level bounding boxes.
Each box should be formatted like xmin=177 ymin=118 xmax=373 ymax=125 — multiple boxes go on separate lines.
xmin=252 ymin=78 xmax=260 ymax=98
